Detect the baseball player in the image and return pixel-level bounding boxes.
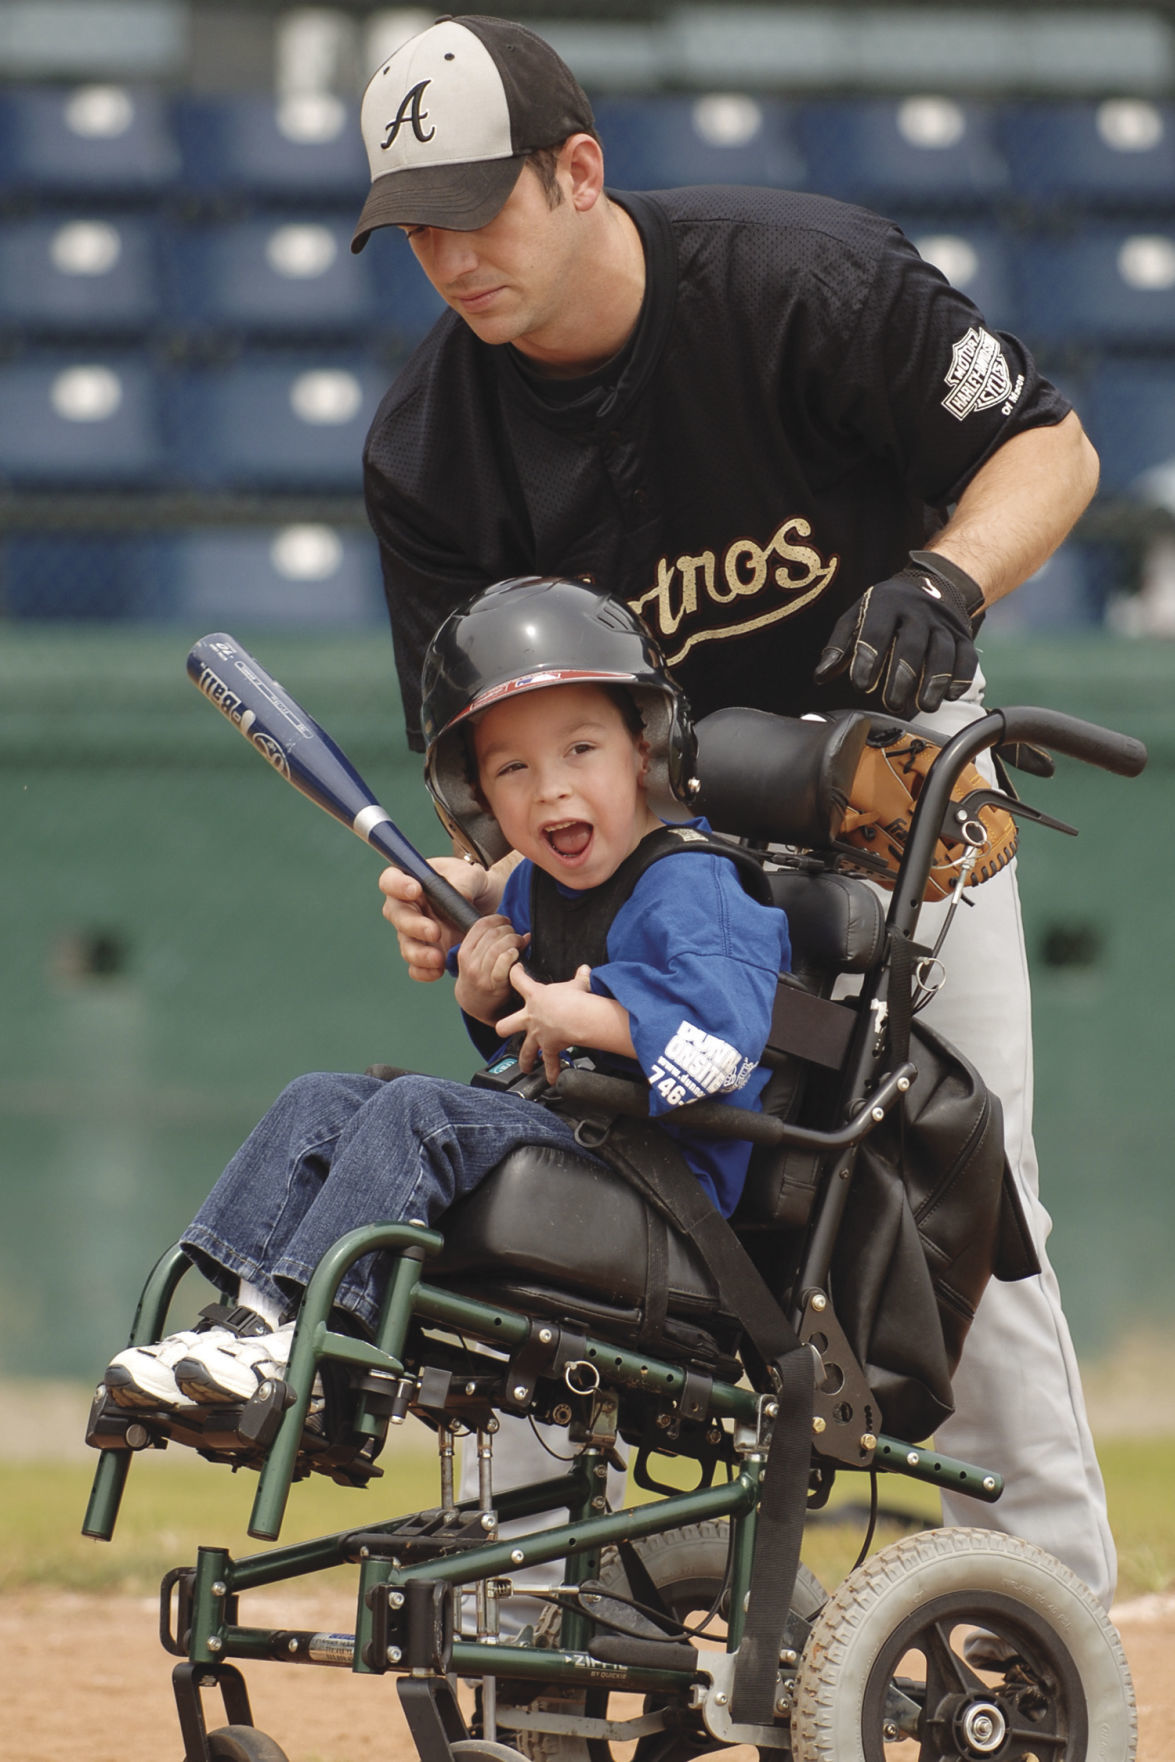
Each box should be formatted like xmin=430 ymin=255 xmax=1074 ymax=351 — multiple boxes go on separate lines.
xmin=356 ymin=16 xmax=1115 ymax=1608
xmin=103 ymin=577 xmax=788 ymax=1409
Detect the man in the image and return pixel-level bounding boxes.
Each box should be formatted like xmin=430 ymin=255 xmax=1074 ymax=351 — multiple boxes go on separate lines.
xmin=352 ymin=14 xmax=1115 ymax=1608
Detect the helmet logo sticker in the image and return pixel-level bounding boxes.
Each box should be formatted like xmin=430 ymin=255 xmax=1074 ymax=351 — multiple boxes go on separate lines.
xmin=464 ymin=668 xmax=634 ymax=720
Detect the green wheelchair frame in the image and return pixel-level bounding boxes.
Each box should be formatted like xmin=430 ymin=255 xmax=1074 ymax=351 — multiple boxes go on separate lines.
xmin=83 ymin=706 xmax=1144 ymax=1762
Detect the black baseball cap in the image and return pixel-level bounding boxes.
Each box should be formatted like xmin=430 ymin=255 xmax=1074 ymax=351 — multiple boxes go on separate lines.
xmin=351 ymin=15 xmax=596 ymax=252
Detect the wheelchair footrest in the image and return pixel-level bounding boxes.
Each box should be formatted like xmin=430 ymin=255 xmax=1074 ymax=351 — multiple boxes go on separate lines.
xmin=342 ymin=1509 xmax=495 ymax=1565
xmin=85 ymin=1385 xmax=384 ymax=1489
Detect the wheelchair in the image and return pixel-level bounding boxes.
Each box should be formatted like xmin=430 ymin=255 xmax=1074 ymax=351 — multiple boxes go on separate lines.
xmin=83 ymin=700 xmax=1144 ymax=1762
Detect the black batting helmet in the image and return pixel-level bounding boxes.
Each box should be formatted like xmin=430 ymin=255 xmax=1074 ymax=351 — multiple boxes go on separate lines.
xmin=421 ymin=575 xmax=697 ymax=865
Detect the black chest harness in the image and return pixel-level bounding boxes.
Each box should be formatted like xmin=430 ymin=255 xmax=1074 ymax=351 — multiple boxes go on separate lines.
xmin=525 ymin=824 xmax=774 ymax=985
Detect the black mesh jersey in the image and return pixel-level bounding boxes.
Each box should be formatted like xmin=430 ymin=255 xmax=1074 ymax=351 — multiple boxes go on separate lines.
xmin=363 ymin=185 xmax=1070 ymax=750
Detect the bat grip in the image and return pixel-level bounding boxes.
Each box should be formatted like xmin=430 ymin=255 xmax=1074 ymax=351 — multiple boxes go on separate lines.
xmin=363 ymin=816 xmax=479 ymax=936
xmin=416 ymin=869 xmax=481 ymax=937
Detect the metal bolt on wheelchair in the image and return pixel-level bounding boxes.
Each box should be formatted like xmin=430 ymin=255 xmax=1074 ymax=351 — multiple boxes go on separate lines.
xmin=84 ymin=702 xmax=1144 ymax=1762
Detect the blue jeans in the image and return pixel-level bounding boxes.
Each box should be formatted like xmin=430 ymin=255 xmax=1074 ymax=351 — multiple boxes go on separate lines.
xmin=181 ymin=1072 xmax=588 ymax=1334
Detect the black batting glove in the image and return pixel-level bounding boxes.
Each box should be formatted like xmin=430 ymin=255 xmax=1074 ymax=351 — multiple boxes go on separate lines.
xmin=814 ymin=550 xmax=985 ymax=717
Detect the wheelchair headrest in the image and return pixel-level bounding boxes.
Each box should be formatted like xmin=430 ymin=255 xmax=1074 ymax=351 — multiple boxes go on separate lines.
xmin=693 ymin=708 xmax=869 ymax=849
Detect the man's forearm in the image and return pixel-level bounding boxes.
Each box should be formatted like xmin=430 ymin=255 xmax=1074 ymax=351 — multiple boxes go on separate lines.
xmin=926 ymin=410 xmax=1100 ymax=608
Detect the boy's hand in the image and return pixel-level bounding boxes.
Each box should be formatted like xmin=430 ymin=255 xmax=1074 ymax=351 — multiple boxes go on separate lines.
xmin=453 ymin=916 xmax=529 ymax=1023
xmin=498 ymin=964 xmax=596 ymax=1085
xmin=380 ymin=859 xmax=496 ymax=983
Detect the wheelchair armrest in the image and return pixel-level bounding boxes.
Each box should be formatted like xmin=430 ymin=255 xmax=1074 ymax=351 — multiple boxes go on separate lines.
xmin=554 ymin=1064 xmax=916 ymax=1151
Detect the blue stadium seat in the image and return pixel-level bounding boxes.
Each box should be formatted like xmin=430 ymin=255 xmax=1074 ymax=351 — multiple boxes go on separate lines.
xmin=1084 ymin=361 xmax=1175 ymax=501
xmin=1 ymin=533 xmax=166 ymax=620
xmin=1001 ymin=99 xmax=1175 ymax=211
xmin=0 ymin=84 xmax=180 ymax=198
xmin=593 ymin=94 xmax=806 ymax=191
xmin=981 ymin=544 xmax=1107 ymax=632
xmin=893 ymin=219 xmax=1020 ymax=333
xmin=0 ymin=214 xmax=162 ymax=336
xmin=175 ymin=92 xmax=367 ymax=202
xmin=178 ymin=355 xmax=388 ymax=492
xmin=1019 ymin=227 xmax=1175 ymax=350
xmin=0 ymin=355 xmax=167 ymax=487
xmin=159 ymin=525 xmax=385 ymax=627
xmin=797 ymin=97 xmax=1009 ymax=210
xmin=359 ymin=227 xmax=448 ymax=351
xmin=166 ymin=215 xmax=378 ymax=335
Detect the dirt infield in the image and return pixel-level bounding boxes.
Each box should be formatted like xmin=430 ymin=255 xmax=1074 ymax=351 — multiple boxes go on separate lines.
xmin=4 ymin=1369 xmax=1173 ymax=1759
xmin=4 ymin=1584 xmax=1172 ymax=1762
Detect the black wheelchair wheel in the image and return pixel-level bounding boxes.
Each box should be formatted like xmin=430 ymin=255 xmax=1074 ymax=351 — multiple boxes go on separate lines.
xmin=202 ymin=1726 xmax=291 ymax=1762
xmin=789 ymin=1528 xmax=1137 ymax=1762
xmin=506 ymin=1518 xmax=825 ymax=1762
xmin=452 ymin=1743 xmax=534 ymax=1762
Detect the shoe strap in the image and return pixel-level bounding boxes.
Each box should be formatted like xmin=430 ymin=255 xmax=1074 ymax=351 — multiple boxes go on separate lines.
xmin=198 ymin=1302 xmax=273 ymax=1340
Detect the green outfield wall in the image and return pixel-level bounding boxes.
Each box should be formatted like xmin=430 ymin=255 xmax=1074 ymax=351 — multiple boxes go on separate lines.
xmin=3 ymin=629 xmax=1172 ymax=1379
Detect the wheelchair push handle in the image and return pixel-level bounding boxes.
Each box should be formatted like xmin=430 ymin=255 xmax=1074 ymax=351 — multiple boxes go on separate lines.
xmin=994 ymin=706 xmax=1147 ymax=779
xmin=887 ymin=704 xmax=1147 ymax=930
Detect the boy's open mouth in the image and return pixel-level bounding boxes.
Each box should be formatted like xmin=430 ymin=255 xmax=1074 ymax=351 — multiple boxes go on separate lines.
xmin=544 ymin=820 xmax=593 ymax=859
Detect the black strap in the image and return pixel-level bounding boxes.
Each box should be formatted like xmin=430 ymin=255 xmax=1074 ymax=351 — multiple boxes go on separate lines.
xmin=766 ymin=982 xmax=856 ymax=1070
xmin=586 ymin=1115 xmax=814 ymax=1725
xmin=597 ymin=1119 xmax=799 ymax=1367
xmin=640 ymin=1212 xmax=670 ymax=1349
xmin=529 ymin=826 xmax=774 ymax=985
xmin=884 ymin=926 xmax=928 ymax=1067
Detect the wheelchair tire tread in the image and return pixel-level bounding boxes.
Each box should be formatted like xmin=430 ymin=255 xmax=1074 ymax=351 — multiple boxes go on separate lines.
xmin=205 ymin=1725 xmax=292 ymax=1762
xmin=789 ymin=1527 xmax=1137 ymax=1762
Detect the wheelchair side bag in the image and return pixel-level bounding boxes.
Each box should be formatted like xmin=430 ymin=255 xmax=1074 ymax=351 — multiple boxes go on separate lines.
xmin=832 ymin=1017 xmax=1040 ymax=1443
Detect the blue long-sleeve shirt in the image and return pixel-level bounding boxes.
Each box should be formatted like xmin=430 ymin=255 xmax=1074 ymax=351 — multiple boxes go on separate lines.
xmin=494 ymin=827 xmax=789 ymax=1216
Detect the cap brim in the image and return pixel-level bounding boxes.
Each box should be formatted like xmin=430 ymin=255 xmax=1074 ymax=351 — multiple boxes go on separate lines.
xmin=351 ymin=155 xmax=525 ymax=252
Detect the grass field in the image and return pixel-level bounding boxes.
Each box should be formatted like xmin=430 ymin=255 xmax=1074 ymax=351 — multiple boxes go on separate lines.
xmin=2 ymin=1426 xmax=1170 ymax=1603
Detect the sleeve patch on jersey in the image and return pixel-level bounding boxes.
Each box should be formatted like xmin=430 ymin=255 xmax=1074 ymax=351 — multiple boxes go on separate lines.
xmin=942 ymin=326 xmax=1024 ymax=422
xmin=648 ymin=1018 xmax=757 ymax=1109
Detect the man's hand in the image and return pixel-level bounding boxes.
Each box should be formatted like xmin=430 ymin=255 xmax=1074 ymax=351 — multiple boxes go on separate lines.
xmin=814 ymin=551 xmax=985 ymax=717
xmin=453 ymin=915 xmax=529 ymax=1023
xmin=379 ymin=858 xmax=497 ymax=982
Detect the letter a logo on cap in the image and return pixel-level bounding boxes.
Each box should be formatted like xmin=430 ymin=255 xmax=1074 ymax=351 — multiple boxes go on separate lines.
xmin=381 ymin=80 xmax=435 ymax=150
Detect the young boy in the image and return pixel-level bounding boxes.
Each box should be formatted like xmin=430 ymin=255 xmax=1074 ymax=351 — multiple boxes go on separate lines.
xmin=104 ymin=576 xmax=790 ymax=1412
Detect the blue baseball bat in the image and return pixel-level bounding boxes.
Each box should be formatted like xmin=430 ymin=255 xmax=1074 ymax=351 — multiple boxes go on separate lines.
xmin=187 ymin=632 xmax=478 ymax=936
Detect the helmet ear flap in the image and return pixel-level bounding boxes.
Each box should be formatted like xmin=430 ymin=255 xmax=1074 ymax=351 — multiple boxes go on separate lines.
xmin=429 ymin=790 xmax=487 ymax=868
xmin=630 ymin=687 xmax=698 ymax=821
xmin=425 ymin=728 xmax=510 ymax=868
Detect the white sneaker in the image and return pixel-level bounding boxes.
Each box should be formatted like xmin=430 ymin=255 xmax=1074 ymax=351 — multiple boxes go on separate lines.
xmin=104 ymin=1328 xmax=230 ymax=1409
xmin=175 ymin=1321 xmax=296 ymax=1405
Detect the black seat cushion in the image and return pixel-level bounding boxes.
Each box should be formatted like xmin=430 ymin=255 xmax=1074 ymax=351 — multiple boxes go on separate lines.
xmin=433 ymin=1144 xmax=724 ymax=1315
xmin=429 ymin=1145 xmax=748 ymax=1369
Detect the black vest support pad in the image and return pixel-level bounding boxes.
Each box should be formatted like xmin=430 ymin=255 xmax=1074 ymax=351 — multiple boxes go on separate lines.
xmin=527 ymin=826 xmax=774 ymax=985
